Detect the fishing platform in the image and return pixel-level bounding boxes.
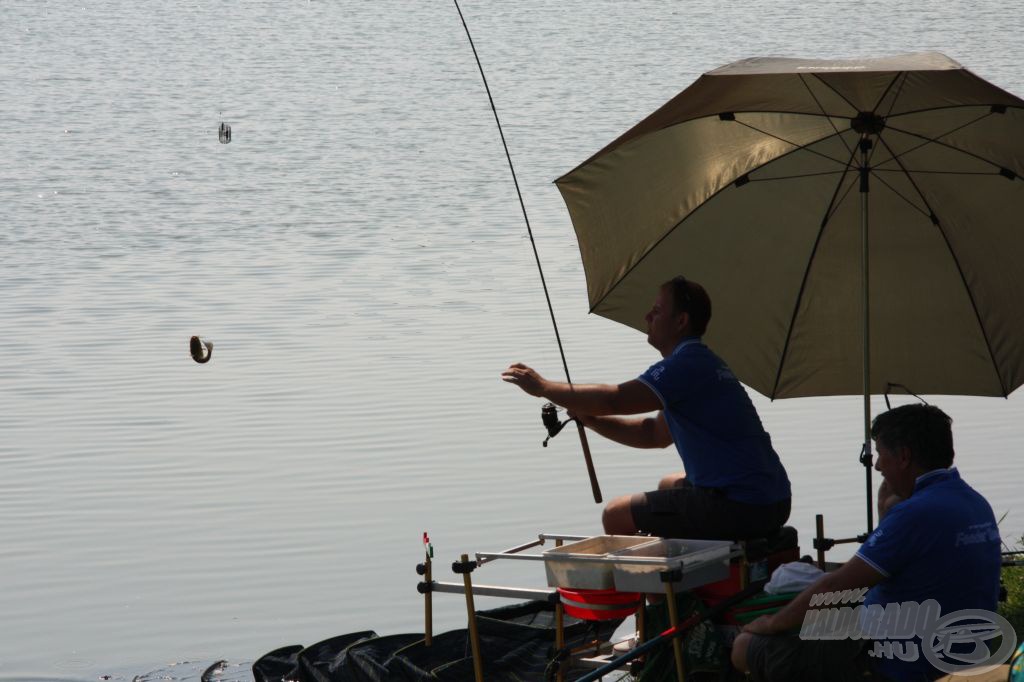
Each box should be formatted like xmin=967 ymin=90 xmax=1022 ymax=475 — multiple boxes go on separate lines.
xmin=254 ymin=527 xmax=803 ymax=682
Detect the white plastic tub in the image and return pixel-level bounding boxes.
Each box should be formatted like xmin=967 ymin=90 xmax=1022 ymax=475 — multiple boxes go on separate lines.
xmin=610 ymin=538 xmax=732 ymax=593
xmin=542 ymin=535 xmax=654 ymax=589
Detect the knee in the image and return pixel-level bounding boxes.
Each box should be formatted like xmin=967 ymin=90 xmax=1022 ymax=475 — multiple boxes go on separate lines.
xmin=658 ymin=472 xmax=685 ymax=490
xmin=731 ymin=632 xmax=753 ymax=673
xmin=602 ymin=495 xmax=637 ymax=535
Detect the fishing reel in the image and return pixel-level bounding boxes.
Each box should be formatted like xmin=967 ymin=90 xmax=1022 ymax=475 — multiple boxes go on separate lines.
xmin=541 ymin=402 xmax=576 ymax=447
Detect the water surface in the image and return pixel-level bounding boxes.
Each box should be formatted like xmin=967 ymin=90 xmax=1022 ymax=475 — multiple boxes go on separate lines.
xmin=2 ymin=1 xmax=1023 ymax=679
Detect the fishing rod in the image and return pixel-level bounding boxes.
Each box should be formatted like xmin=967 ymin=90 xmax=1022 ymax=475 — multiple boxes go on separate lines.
xmin=453 ymin=0 xmax=602 ymax=504
xmin=574 ymin=579 xmax=768 ymax=682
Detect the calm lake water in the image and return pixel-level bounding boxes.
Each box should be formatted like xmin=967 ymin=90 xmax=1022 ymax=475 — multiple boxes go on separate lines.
xmin=2 ymin=1 xmax=1023 ymax=679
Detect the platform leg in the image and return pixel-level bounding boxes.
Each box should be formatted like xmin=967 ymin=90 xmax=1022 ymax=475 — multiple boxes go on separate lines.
xmin=424 ymin=554 xmax=433 ymax=647
xmin=459 ymin=554 xmax=485 ymax=682
xmin=663 ymin=580 xmax=685 ymax=682
xmin=552 ymin=538 xmax=565 ymax=682
xmin=555 ymin=602 xmax=565 ymax=682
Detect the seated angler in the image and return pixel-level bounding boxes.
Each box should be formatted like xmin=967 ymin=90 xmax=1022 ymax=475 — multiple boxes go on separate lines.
xmin=502 ymin=276 xmax=792 ymax=541
xmin=732 ymin=404 xmax=1003 ymax=682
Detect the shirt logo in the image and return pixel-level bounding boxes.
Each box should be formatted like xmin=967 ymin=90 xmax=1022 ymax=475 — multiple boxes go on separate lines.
xmin=867 ymin=529 xmax=883 ymax=547
xmin=955 ymin=522 xmax=1000 ymax=547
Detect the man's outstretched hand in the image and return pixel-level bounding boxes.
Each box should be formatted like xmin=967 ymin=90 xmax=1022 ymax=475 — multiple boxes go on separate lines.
xmin=502 ymin=363 xmax=548 ymax=397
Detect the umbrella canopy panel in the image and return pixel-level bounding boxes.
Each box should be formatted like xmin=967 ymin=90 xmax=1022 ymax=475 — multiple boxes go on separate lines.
xmin=556 ymin=53 xmax=1024 ymax=398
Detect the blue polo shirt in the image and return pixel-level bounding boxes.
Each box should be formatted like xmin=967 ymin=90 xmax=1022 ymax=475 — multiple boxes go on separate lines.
xmin=637 ymin=338 xmax=790 ymax=505
xmin=856 ymin=468 xmax=1001 ymax=681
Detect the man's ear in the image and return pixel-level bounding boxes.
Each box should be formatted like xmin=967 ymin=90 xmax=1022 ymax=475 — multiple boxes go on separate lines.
xmin=676 ymin=310 xmax=691 ymax=335
xmin=895 ymin=445 xmax=914 ymax=469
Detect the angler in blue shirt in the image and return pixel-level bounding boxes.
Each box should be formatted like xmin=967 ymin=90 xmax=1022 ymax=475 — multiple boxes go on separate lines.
xmin=502 ymin=276 xmax=791 ymax=540
xmin=733 ymin=404 xmax=1003 ymax=682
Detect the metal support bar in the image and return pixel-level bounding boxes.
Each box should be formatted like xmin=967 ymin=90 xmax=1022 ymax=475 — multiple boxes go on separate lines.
xmin=475 ymin=537 xmax=545 ymax=565
xmin=832 ymin=536 xmax=865 ymax=546
xmin=540 ymin=533 xmax=588 ymax=542
xmin=429 ymin=580 xmax=559 ymax=602
xmin=475 ymin=551 xmax=546 ymax=563
xmin=475 ymin=533 xmax=587 ymax=566
xmin=814 ymin=513 xmax=866 ymax=570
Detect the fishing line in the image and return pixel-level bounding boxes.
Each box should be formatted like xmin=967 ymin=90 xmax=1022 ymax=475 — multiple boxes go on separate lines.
xmin=452 ymin=0 xmax=573 ymax=385
xmin=453 ymin=0 xmax=602 ymax=503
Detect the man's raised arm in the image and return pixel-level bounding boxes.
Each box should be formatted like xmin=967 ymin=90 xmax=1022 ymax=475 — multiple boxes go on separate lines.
xmin=501 ymin=363 xmax=662 ymax=416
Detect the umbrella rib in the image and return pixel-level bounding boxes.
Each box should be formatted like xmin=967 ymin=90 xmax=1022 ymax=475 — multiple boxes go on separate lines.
xmin=886 ymin=103 xmax=1023 ymax=120
xmin=873 ymin=168 xmax=1005 ymax=176
xmin=872 ymin=111 xmax=995 ymax=170
xmin=810 ymin=73 xmax=859 ymax=113
xmin=826 ymin=173 xmax=860 ymax=224
xmin=749 ymin=170 xmax=849 ymax=182
xmin=770 ymin=141 xmax=862 ymax=398
xmin=799 ymin=74 xmax=853 ymax=154
xmin=882 ymin=122 xmax=1013 ymax=174
xmin=873 ymin=133 xmax=1009 ymax=396
xmin=586 ymin=127 xmax=853 ymax=316
xmin=860 ymin=73 xmax=909 ymax=171
xmin=875 ymin=71 xmax=909 ymax=119
xmin=558 ymin=111 xmax=853 ymax=179
xmin=869 ymin=171 xmax=934 ymax=220
xmin=732 ymin=119 xmax=851 ymax=167
xmin=864 ymin=72 xmax=910 ymax=171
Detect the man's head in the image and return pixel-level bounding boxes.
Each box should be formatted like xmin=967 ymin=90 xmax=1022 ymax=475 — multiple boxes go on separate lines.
xmin=871 ymin=404 xmax=954 ymax=496
xmin=645 ymin=276 xmax=712 ymax=356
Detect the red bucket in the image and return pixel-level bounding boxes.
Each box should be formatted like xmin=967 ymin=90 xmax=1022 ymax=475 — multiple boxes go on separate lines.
xmin=557 ymin=587 xmax=642 ymax=621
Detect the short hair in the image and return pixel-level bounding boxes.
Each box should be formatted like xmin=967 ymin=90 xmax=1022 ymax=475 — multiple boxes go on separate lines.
xmin=870 ymin=404 xmax=954 ymax=471
xmin=666 ymin=276 xmax=712 ymax=336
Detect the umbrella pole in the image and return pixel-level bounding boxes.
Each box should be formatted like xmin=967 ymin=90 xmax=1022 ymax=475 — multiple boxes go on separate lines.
xmin=859 ymin=135 xmax=874 ymax=535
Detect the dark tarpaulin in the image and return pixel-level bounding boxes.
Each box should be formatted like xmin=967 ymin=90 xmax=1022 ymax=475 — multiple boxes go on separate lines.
xmin=253 ymin=600 xmax=622 ymax=682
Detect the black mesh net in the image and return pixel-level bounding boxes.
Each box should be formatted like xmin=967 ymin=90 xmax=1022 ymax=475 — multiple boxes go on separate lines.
xmin=252 ymin=600 xmax=622 ymax=682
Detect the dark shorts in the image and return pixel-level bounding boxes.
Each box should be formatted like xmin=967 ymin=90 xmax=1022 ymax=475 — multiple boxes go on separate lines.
xmin=630 ymin=480 xmax=791 ymax=540
xmin=746 ymin=634 xmax=890 ymax=682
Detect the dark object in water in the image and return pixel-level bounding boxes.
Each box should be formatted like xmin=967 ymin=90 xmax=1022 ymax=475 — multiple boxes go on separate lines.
xmin=190 ymin=336 xmax=213 ymax=364
xmin=219 ymin=122 xmax=232 ymax=143
xmin=201 ymin=660 xmax=228 ymax=682
xmin=253 ymin=600 xmax=622 ymax=682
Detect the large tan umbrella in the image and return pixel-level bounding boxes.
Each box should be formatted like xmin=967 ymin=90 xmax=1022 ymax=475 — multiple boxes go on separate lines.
xmin=555 ymin=52 xmax=1024 ymax=530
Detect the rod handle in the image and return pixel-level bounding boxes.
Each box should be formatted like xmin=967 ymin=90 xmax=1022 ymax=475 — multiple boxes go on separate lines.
xmin=576 ymin=421 xmax=602 ymax=503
